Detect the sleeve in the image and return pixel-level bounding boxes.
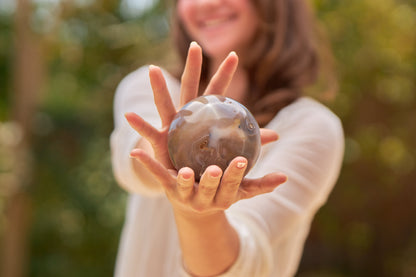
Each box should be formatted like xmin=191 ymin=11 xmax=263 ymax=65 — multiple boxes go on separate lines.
xmin=218 ymin=99 xmax=345 ymax=276
xmin=110 ymin=66 xmax=179 ymax=196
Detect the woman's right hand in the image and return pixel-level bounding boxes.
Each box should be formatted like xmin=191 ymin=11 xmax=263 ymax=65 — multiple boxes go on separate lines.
xmin=125 ymin=42 xmax=239 ymax=170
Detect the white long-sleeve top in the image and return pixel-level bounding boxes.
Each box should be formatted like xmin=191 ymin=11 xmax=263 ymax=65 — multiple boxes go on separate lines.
xmin=110 ymin=66 xmax=344 ymax=277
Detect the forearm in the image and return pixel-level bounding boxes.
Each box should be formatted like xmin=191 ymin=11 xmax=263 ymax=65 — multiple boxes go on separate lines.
xmin=174 ymin=210 xmax=239 ymax=277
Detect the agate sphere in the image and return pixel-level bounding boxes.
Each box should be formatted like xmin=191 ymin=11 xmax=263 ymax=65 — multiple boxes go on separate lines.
xmin=167 ymin=95 xmax=261 ymax=179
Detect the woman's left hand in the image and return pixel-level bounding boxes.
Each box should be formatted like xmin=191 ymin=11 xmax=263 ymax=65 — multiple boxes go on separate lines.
xmin=131 ymin=149 xmax=287 ymax=217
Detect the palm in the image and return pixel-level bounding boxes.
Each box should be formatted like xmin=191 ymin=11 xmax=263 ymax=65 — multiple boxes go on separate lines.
xmin=125 ymin=42 xmax=239 ymax=170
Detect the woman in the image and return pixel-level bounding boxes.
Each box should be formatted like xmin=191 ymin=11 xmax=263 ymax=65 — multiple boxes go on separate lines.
xmin=110 ymin=0 xmax=344 ymax=276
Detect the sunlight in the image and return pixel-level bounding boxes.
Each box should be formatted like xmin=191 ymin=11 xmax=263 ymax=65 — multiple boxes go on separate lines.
xmin=120 ymin=0 xmax=157 ymax=19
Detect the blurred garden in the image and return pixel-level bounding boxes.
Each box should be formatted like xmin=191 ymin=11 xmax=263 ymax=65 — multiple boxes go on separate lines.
xmin=0 ymin=0 xmax=415 ymax=276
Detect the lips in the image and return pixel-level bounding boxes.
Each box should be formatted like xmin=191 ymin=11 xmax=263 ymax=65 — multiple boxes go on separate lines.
xmin=202 ymin=17 xmax=229 ymax=27
xmin=199 ymin=14 xmax=237 ymax=29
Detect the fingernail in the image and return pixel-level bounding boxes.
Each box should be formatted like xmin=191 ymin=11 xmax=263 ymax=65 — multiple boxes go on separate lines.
xmin=282 ymin=175 xmax=288 ymax=182
xmin=210 ymin=171 xmax=221 ymax=178
xmin=237 ymin=162 xmax=246 ymax=169
xmin=181 ymin=173 xmax=191 ymax=181
xmin=129 ymin=149 xmax=141 ymax=158
xmin=178 ymin=168 xmax=193 ymax=180
xmin=228 ymin=51 xmax=237 ymax=58
xmin=190 ymin=41 xmax=199 ymax=47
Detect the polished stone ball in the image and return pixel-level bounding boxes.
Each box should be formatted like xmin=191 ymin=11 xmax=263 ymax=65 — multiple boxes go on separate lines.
xmin=168 ymin=95 xmax=261 ymax=180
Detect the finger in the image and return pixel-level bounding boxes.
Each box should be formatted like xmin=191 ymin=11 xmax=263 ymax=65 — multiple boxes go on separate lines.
xmin=130 ymin=148 xmax=176 ymax=192
xmin=260 ymin=128 xmax=279 ymax=146
xmin=194 ymin=165 xmax=222 ymax=208
xmin=125 ymin=112 xmax=160 ymax=145
xmin=149 ymin=65 xmax=177 ymax=127
xmin=180 ymin=42 xmax=203 ymax=106
xmin=215 ymin=157 xmax=247 ymax=208
xmin=204 ymin=51 xmax=238 ymax=96
xmin=238 ymin=173 xmax=287 ymax=200
xmin=177 ymin=167 xmax=195 ymax=201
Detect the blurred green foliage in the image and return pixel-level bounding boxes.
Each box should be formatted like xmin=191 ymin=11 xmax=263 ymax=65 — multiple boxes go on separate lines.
xmin=0 ymin=0 xmax=415 ymax=276
xmin=301 ymin=0 xmax=416 ymax=276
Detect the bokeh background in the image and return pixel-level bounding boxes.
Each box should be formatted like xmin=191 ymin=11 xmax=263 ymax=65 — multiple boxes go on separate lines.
xmin=0 ymin=0 xmax=415 ymax=276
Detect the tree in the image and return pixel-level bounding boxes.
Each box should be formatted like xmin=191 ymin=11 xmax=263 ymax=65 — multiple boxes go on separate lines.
xmin=1 ymin=0 xmax=45 ymax=276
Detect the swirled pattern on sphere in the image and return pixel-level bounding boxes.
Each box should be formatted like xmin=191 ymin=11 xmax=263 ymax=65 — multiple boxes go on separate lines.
xmin=168 ymin=95 xmax=261 ymax=180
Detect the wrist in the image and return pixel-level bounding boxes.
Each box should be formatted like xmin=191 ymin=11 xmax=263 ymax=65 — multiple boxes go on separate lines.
xmin=173 ymin=207 xmax=225 ymax=223
xmin=173 ymin=207 xmax=239 ymax=277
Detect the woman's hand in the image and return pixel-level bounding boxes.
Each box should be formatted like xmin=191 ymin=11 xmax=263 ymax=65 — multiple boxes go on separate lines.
xmin=126 ymin=41 xmax=287 ymax=215
xmin=131 ymin=149 xmax=287 ymax=217
xmin=125 ymin=41 xmax=238 ymax=170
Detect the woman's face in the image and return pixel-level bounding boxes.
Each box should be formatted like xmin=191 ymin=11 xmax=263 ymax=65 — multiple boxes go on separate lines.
xmin=177 ymin=0 xmax=259 ymax=59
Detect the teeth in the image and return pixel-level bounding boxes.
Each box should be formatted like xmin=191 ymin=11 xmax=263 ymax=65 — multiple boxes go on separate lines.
xmin=204 ymin=18 xmax=227 ymax=27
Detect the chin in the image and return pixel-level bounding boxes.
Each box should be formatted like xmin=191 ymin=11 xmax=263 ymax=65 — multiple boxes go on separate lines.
xmin=200 ymin=42 xmax=236 ymax=59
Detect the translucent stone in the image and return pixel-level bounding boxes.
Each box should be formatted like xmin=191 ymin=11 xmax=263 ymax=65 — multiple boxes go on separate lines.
xmin=168 ymin=95 xmax=261 ymax=180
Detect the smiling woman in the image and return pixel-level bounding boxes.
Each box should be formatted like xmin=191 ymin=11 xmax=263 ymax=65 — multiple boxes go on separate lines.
xmin=111 ymin=0 xmax=344 ymax=276
xmin=176 ymin=0 xmax=259 ymax=58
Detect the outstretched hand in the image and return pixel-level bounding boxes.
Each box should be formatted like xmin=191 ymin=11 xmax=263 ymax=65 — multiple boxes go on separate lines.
xmin=131 ymin=149 xmax=287 ymax=216
xmin=126 ymin=42 xmax=287 ymax=216
xmin=125 ymin=41 xmax=238 ymax=170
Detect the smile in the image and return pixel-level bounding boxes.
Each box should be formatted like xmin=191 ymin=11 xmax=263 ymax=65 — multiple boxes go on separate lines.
xmin=199 ymin=14 xmax=237 ymax=29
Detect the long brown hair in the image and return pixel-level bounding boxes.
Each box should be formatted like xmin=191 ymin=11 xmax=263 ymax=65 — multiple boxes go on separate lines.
xmin=171 ymin=0 xmax=336 ymax=126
